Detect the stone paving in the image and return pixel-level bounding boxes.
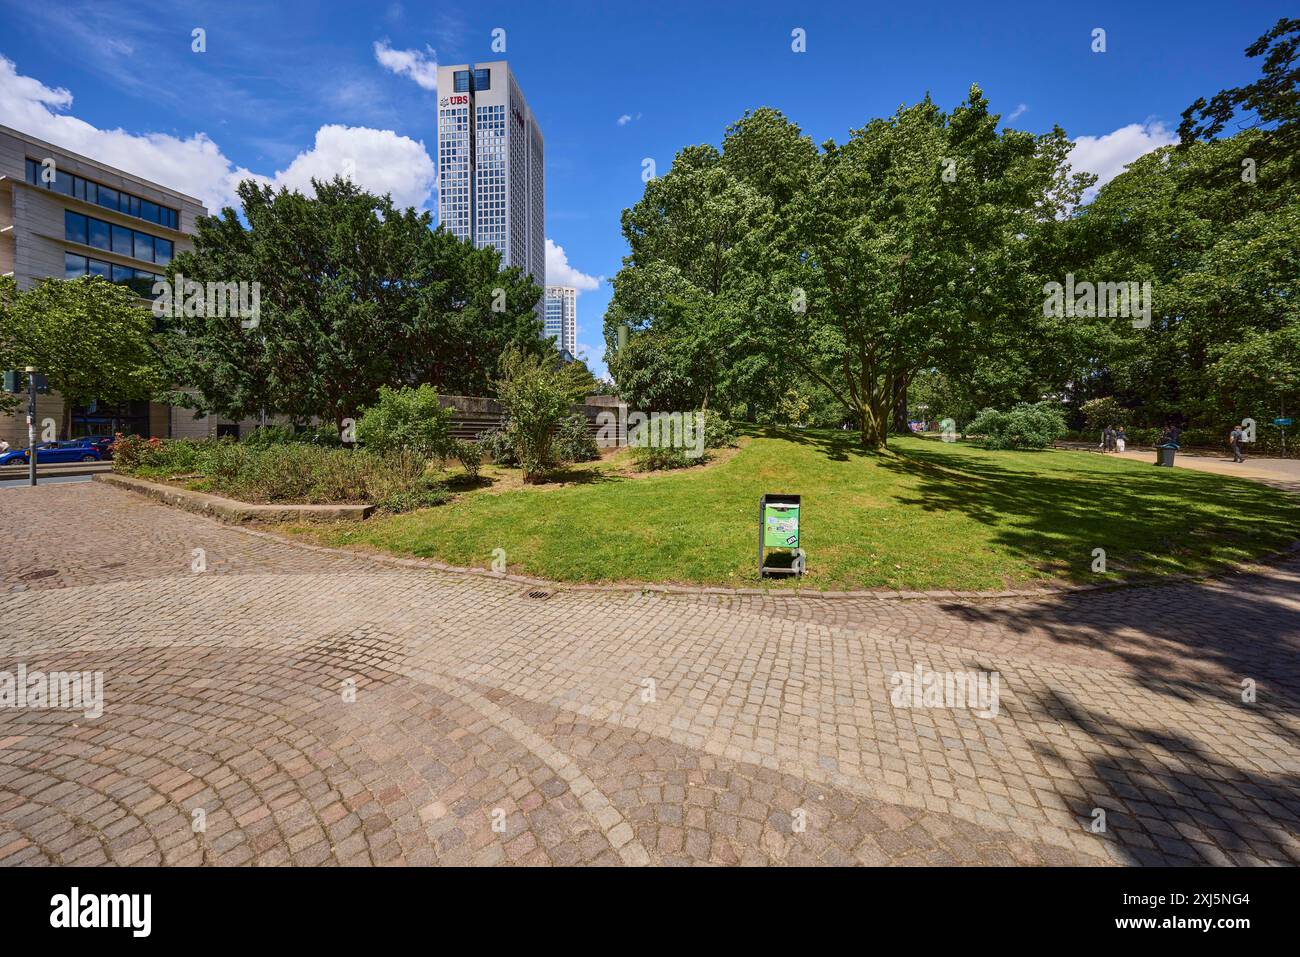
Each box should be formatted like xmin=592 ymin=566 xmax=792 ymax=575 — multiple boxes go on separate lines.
xmin=1 ymin=482 xmax=1298 ymax=866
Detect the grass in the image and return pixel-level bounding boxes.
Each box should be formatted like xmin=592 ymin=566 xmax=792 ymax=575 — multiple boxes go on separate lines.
xmin=285 ymin=427 xmax=1300 ymax=591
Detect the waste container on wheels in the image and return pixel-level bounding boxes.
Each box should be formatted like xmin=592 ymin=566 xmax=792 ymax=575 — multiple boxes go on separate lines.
xmin=1155 ymin=444 xmax=1178 ymax=467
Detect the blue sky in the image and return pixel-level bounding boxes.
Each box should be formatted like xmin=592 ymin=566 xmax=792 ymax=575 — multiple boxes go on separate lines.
xmin=0 ymin=0 xmax=1289 ymax=375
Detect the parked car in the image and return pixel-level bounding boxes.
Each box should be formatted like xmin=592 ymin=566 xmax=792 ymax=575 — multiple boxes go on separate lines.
xmin=78 ymin=435 xmax=117 ymax=459
xmin=0 ymin=440 xmax=104 ymax=465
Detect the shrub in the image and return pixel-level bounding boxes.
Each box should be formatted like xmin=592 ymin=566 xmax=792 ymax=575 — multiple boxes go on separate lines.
xmin=356 ymin=385 xmax=453 ymax=461
xmin=969 ymin=401 xmax=1068 ymax=450
xmin=631 ymin=444 xmax=698 ymax=471
xmin=476 ymin=427 xmax=518 ymax=467
xmin=453 ymin=439 xmax=482 ymax=479
xmin=553 ymin=413 xmax=600 ymax=464
xmin=1079 ymin=396 xmax=1125 ymax=435
xmin=242 ymin=424 xmax=299 ymax=448
xmin=494 ymin=346 xmax=592 ymax=482
xmin=109 ymin=433 xmax=162 ymax=472
xmin=701 ymin=411 xmax=738 ymax=449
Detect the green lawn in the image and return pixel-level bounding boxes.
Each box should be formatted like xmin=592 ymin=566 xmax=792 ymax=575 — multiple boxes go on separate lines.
xmin=297 ymin=428 xmax=1300 ymax=591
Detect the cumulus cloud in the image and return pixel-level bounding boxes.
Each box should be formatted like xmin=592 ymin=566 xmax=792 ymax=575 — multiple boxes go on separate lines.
xmin=0 ymin=55 xmax=436 ymax=214
xmin=545 ymin=239 xmax=601 ymax=292
xmin=373 ymin=40 xmax=438 ymax=91
xmin=1069 ymin=120 xmax=1177 ymax=202
xmin=273 ymin=125 xmax=435 ymax=209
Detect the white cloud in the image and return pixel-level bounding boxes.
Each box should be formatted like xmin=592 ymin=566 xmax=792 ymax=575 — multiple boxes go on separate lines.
xmin=1069 ymin=120 xmax=1176 ymax=202
xmin=0 ymin=55 xmax=436 ymax=213
xmin=373 ymin=40 xmax=438 ymax=91
xmin=1006 ymin=103 xmax=1028 ymax=122
xmin=616 ymin=112 xmax=642 ymax=126
xmin=545 ymin=239 xmax=601 ymax=292
xmin=273 ymin=125 xmax=436 ymax=210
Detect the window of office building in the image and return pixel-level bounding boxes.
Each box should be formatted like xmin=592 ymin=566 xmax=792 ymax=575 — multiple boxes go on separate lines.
xmin=28 ymin=157 xmax=180 ymax=229
xmin=65 ymin=211 xmax=173 ymax=264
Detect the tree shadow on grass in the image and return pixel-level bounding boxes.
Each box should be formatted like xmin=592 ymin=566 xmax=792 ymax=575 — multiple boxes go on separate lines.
xmin=875 ymin=444 xmax=1299 ymax=585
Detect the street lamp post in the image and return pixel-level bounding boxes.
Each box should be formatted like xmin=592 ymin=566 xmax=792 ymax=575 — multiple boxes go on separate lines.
xmin=25 ymin=365 xmax=37 ymax=487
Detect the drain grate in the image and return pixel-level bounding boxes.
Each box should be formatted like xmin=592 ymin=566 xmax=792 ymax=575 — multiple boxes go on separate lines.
xmin=524 ymin=589 xmax=552 ymax=601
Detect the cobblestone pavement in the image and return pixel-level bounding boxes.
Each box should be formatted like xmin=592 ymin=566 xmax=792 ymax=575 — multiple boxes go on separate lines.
xmin=1 ymin=482 xmax=1297 ymax=866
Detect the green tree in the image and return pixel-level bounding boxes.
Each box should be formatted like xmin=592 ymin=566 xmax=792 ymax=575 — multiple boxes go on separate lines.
xmin=0 ymin=277 xmax=21 ymax=418
xmin=160 ymin=177 xmax=544 ymax=429
xmin=774 ymin=87 xmax=1084 ymax=448
xmin=493 ymin=346 xmax=594 ymax=482
xmin=13 ymin=276 xmax=163 ymax=437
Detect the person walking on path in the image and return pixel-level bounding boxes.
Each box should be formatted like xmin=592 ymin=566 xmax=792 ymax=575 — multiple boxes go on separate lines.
xmin=1103 ymin=426 xmax=1116 ymax=452
xmin=1229 ymin=423 xmax=1246 ymax=463
xmin=1116 ymin=427 xmax=1128 ymax=453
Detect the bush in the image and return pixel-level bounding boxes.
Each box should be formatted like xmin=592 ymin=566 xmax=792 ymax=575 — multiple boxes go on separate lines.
xmin=356 ymin=385 xmax=453 ymax=461
xmin=476 ymin=428 xmax=518 ymax=466
xmin=553 ymin=413 xmax=600 ymax=464
xmin=109 ymin=433 xmax=162 ymax=471
xmin=701 ymin=411 xmax=738 ymax=450
xmin=631 ymin=444 xmax=697 ymax=471
xmin=242 ymin=424 xmax=299 ymax=448
xmin=453 ymin=439 xmax=482 ymax=479
xmin=1079 ymin=396 xmax=1125 ymax=435
xmin=969 ymin=401 xmax=1068 ymax=450
xmin=494 ymin=346 xmax=592 ymax=482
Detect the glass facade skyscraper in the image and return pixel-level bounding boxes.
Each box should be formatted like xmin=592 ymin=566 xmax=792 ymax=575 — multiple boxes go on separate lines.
xmin=543 ymin=285 xmax=577 ymax=357
xmin=437 ymin=61 xmax=544 ymax=315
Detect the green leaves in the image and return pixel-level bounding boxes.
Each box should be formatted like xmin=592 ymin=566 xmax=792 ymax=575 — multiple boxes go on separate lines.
xmin=11 ymin=275 xmax=163 ymax=432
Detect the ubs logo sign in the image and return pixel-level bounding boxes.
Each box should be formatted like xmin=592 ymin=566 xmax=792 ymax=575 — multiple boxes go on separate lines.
xmin=440 ymin=95 xmax=469 ymax=107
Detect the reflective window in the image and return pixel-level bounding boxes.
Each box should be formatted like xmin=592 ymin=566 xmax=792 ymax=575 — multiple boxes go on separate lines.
xmin=97 ymin=186 xmax=119 ymax=211
xmin=88 ymin=217 xmax=110 ymax=250
xmin=155 ymin=238 xmax=173 ymax=265
xmin=111 ymin=224 xmax=133 ymax=256
xmin=473 ymin=68 xmax=491 ymax=90
xmin=64 ymin=211 xmax=88 ymax=245
xmin=65 ymin=252 xmax=87 ymax=279
xmin=87 ymin=258 xmax=110 ymax=279
xmin=26 ymin=157 xmax=180 ymax=229
xmin=111 ymin=263 xmax=133 ymax=285
xmin=454 ymin=70 xmax=470 ymax=92
xmin=133 ymin=232 xmax=154 ymax=262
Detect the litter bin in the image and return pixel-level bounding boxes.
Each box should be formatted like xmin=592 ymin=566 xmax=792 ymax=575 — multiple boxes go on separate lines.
xmin=759 ymin=494 xmax=802 ymax=577
xmin=1155 ymin=444 xmax=1177 ymax=467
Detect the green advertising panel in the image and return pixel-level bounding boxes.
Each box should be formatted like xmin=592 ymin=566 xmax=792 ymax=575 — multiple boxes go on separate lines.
xmin=763 ymin=502 xmax=799 ymax=548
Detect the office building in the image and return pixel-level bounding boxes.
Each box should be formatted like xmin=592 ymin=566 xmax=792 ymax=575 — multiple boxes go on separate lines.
xmin=436 ymin=61 xmax=545 ymax=311
xmin=0 ymin=124 xmax=209 ymax=445
xmin=543 ymin=285 xmax=577 ymax=357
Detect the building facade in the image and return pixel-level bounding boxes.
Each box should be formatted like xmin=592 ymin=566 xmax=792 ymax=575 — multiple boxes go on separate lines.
xmin=0 ymin=124 xmax=212 ymax=446
xmin=436 ymin=61 xmax=545 ymax=312
xmin=543 ymin=285 xmax=577 ymax=357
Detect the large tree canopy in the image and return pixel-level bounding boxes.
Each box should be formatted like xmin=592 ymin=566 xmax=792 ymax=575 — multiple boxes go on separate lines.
xmin=160 ymin=177 xmax=545 ymax=427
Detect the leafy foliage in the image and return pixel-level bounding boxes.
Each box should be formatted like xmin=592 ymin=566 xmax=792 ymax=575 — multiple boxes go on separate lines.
xmin=355 ymin=384 xmax=453 ymax=461
xmin=493 ymin=347 xmax=594 ymax=482
xmin=969 ymin=402 xmax=1068 ymax=450
xmin=553 ymin=413 xmax=600 ymax=463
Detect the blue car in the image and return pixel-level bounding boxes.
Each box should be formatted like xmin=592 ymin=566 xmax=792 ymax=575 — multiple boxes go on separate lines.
xmin=0 ymin=440 xmax=104 ymax=465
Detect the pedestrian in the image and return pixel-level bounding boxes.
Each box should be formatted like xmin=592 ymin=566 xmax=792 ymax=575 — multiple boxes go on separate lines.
xmin=1229 ymin=423 xmax=1245 ymax=463
xmin=0 ymin=439 xmax=9 ymax=454
xmin=1115 ymin=426 xmax=1127 ymax=454
xmin=1103 ymin=425 xmax=1116 ymax=452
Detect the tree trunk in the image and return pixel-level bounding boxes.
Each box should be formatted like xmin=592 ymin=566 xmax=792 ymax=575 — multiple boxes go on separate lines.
xmin=891 ymin=375 xmax=911 ymax=434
